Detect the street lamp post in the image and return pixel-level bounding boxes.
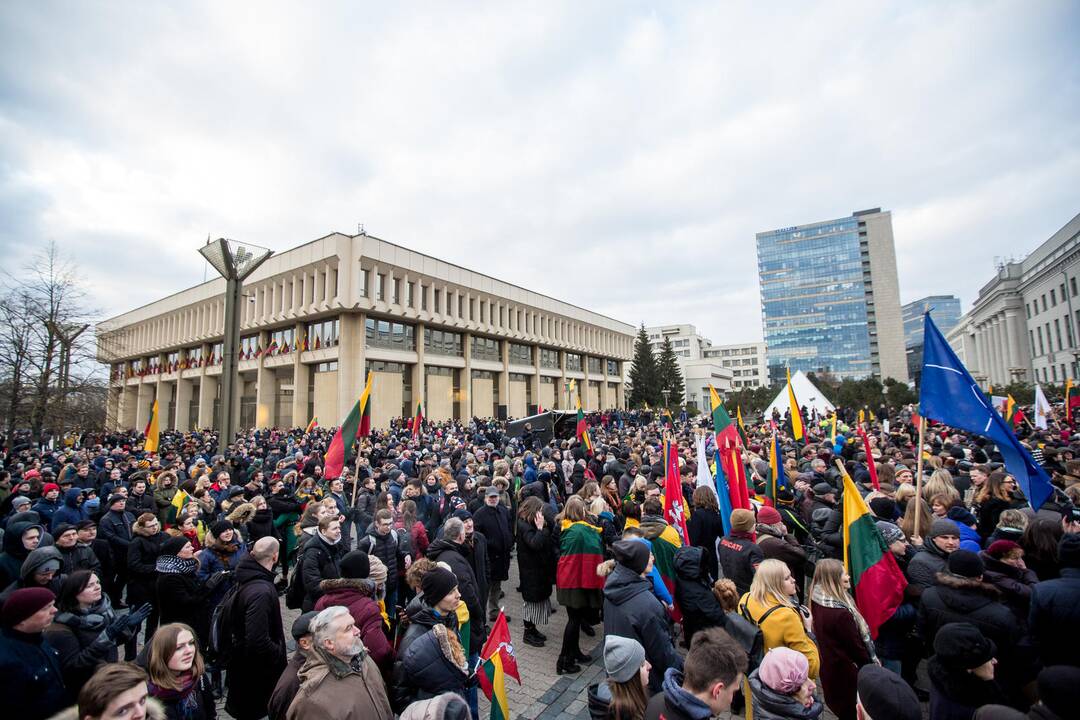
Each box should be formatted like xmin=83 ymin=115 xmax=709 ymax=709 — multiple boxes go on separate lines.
xmin=199 ymin=238 xmax=273 ymax=451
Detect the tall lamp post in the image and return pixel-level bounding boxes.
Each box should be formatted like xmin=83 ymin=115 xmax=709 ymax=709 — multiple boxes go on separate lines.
xmin=199 ymin=238 xmax=273 ymax=450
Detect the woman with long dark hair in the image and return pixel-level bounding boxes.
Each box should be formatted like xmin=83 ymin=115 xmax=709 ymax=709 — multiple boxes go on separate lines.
xmin=587 ymin=635 xmax=651 ymax=719
xmin=516 ymin=495 xmax=557 ymax=648
xmin=1021 ymin=517 xmax=1063 ymax=581
xmin=975 ymin=473 xmax=1024 ymax=540
xmin=686 ymin=486 xmax=724 ymax=582
xmin=146 ymin=622 xmax=216 ymax=720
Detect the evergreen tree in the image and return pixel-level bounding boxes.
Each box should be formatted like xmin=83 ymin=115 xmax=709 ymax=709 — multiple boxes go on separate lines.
xmin=656 ymin=336 xmax=685 ymax=408
xmin=627 ymin=324 xmax=660 ymax=408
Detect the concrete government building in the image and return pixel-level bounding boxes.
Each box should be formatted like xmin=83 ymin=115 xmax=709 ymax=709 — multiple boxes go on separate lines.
xmin=97 ymin=232 xmax=636 ymax=433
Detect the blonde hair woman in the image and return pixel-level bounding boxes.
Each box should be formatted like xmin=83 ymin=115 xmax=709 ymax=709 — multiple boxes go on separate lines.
xmin=922 ymin=469 xmax=960 ymax=504
xmin=810 ymin=559 xmax=877 ymax=720
xmin=739 ymin=559 xmax=820 ymax=679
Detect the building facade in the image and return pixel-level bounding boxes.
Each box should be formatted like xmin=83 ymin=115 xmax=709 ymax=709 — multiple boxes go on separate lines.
xmin=641 ymin=325 xmax=732 ymax=409
xmin=902 ymin=295 xmax=961 ymax=383
xmin=644 ymin=324 xmax=712 ymax=360
xmin=756 ymin=208 xmax=908 ymax=384
xmin=704 ymin=342 xmax=768 ymax=389
xmin=98 ymin=232 xmax=635 ymax=433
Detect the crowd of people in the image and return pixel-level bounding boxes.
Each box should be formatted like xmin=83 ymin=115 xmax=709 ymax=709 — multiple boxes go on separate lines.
xmin=1 ymin=400 xmax=1079 ymax=720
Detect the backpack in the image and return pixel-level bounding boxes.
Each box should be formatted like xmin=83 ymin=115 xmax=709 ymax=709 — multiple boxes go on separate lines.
xmin=208 ymin=580 xmax=243 ymax=663
xmin=727 ymin=598 xmax=783 ymax=670
xmin=284 ymin=557 xmax=306 ymax=610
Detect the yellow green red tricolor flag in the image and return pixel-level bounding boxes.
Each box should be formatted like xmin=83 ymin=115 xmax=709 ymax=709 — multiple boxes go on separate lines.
xmin=324 ymin=372 xmax=373 ymax=479
xmin=144 ymin=400 xmax=160 ymax=453
xmin=1066 ymin=379 xmax=1077 ymax=423
xmin=709 ymin=384 xmax=751 ymax=512
xmin=841 ymin=464 xmax=906 ymax=638
xmin=573 ymin=381 xmax=593 ymax=455
xmin=477 ymin=610 xmax=519 ymax=720
xmin=411 ymin=401 xmax=423 ymax=438
xmin=304 ymin=417 xmax=318 ymax=434
xmin=786 ymin=368 xmax=804 ymax=440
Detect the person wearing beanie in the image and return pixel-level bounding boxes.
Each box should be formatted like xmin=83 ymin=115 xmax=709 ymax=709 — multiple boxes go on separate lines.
xmin=868 ymin=496 xmax=899 ymax=522
xmin=755 ymin=504 xmax=809 ymax=600
xmin=268 ymin=611 xmax=320 ymax=720
xmin=905 ymin=517 xmax=960 ymax=594
xmin=1028 ymin=533 xmax=1080 ymax=668
xmin=603 ymin=538 xmax=683 ymax=692
xmin=587 ymin=635 xmax=651 ymax=720
xmin=808 ymin=483 xmax=844 ymax=560
xmin=946 ymin=505 xmax=983 ymax=553
xmin=156 ymin=535 xmax=219 ymax=652
xmin=0 ymin=587 xmax=68 ymax=720
xmin=979 ymin=540 xmax=1039 ymax=627
xmin=0 ymin=546 xmax=64 ymax=603
xmin=314 ymin=550 xmax=393 ymax=676
xmin=928 ymin=622 xmax=1006 ymax=719
xmin=52 ymin=521 xmax=101 ymax=577
xmin=31 ymin=483 xmax=63 ymax=528
xmin=748 ymin=646 xmax=824 ymax=719
xmin=196 ymin=516 xmax=248 ymax=610
xmin=718 ymin=508 xmax=764 ymax=595
xmin=856 ymin=664 xmax=920 ymax=720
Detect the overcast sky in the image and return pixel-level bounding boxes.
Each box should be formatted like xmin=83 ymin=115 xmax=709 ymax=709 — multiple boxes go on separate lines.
xmin=2 ymin=1 xmax=1078 ymax=347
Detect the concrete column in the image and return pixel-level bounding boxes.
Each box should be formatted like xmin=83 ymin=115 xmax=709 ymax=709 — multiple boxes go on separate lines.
xmin=530 ymin=345 xmax=541 ymax=413
xmin=616 ymin=380 xmax=625 ymax=409
xmin=198 ymin=376 xmax=218 ymax=429
xmin=175 ymin=377 xmax=193 ymax=432
xmin=254 ymin=331 xmax=274 ymax=429
xmin=155 ymin=381 xmax=174 ymax=430
xmin=337 ymin=313 xmax=367 ymax=420
xmin=558 ymin=350 xmax=568 ymax=410
xmin=135 ymin=382 xmax=154 ymax=431
xmin=974 ymin=326 xmax=988 ymax=383
xmin=1004 ymin=310 xmax=1023 ymax=380
xmin=414 ymin=322 xmax=426 ymax=417
xmin=993 ymin=316 xmax=1007 ymax=385
xmin=232 ymin=373 xmax=243 ymax=432
xmin=462 ymin=332 xmax=473 ymax=419
xmin=119 ymin=386 xmax=138 ymax=429
xmin=292 ymin=322 xmax=310 ymax=427
xmin=107 ymin=386 xmax=122 ymax=431
xmin=498 ymin=339 xmax=510 ymax=419
xmin=582 ymin=354 xmax=591 ymax=411
xmin=600 ymin=374 xmax=611 ymax=410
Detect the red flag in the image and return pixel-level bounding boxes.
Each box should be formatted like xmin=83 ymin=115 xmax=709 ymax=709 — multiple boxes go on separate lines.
xmin=477 ymin=610 xmax=519 ymax=691
xmin=856 ymin=427 xmax=880 ymax=491
xmin=663 ymin=438 xmax=690 ymax=543
xmin=411 ymin=401 xmax=423 ymax=438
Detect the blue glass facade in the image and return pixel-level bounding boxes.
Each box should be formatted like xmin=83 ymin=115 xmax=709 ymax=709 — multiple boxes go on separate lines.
xmin=757 ymin=217 xmax=872 ymax=381
xmin=902 ymin=295 xmax=961 ymax=349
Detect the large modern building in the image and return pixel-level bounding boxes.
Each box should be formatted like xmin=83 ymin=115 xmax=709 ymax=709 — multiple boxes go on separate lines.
xmin=704 ymin=342 xmax=768 ymax=389
xmin=98 ymin=232 xmax=636 ymax=432
xmin=644 ymin=324 xmax=712 ymax=360
xmin=948 ymin=213 xmax=1080 ymax=387
xmin=902 ymin=295 xmax=961 ymax=384
xmin=641 ymin=325 xmax=732 ymax=409
xmin=756 ymin=208 xmax=908 ymax=384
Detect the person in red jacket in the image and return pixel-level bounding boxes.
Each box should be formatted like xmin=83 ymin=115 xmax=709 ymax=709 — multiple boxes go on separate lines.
xmin=314 ymin=550 xmax=394 ymax=678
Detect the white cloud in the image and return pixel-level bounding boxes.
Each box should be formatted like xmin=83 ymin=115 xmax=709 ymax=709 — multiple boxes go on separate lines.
xmin=1 ymin=0 xmax=1077 ymax=350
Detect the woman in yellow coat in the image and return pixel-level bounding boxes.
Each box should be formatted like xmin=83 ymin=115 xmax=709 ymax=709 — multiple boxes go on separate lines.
xmin=739 ymin=558 xmax=820 ymax=679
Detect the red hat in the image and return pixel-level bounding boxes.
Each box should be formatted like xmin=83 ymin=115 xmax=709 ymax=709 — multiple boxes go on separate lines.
xmin=42 ymin=483 xmax=61 ymax=495
xmin=24 ymin=469 xmax=41 ymax=480
xmin=1 ymin=587 xmax=55 ymax=628
xmin=757 ymin=505 xmax=783 ymax=526
xmin=986 ymin=540 xmax=1022 ymax=559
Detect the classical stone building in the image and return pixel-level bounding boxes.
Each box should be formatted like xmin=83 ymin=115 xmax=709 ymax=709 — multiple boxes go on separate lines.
xmin=98 ymin=232 xmax=635 ymax=432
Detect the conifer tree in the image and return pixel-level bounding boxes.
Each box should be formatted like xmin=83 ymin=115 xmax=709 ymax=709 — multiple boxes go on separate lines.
xmin=627 ymin=324 xmax=660 ymax=408
xmin=656 ymin=336 xmax=685 ymax=407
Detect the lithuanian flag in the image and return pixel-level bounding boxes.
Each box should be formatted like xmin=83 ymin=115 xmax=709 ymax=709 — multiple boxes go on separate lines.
xmin=574 ymin=383 xmax=593 ymax=455
xmin=1067 ymin=379 xmax=1079 ymax=423
xmin=855 ymin=426 xmax=880 ymax=491
xmin=477 ymin=611 xmax=519 ymax=720
xmin=411 ymin=401 xmax=424 ymax=437
xmin=144 ymin=400 xmax=160 ymax=453
xmin=841 ymin=466 xmax=907 ymax=638
xmin=709 ymin=384 xmax=751 ymax=512
xmin=304 ymin=416 xmax=318 ymax=434
xmin=786 ymin=369 xmax=804 ymax=441
xmin=324 ymin=372 xmax=373 ymax=479
xmin=736 ymin=406 xmax=749 ymax=446
xmin=556 ymin=520 xmax=605 ymax=593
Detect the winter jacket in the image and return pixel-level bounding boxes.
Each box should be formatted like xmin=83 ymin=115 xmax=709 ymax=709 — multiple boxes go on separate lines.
xmin=1028 ymin=566 xmax=1080 ymax=667
xmin=757 ymin=525 xmax=808 ymax=593
xmin=586 ymin=680 xmax=614 ymax=720
xmin=400 ymin=624 xmax=469 ymax=700
xmin=97 ymin=509 xmax=134 ymax=564
xmin=717 ymin=531 xmax=763 ymax=595
xmin=0 ymin=546 xmax=64 ymax=604
xmin=602 ymin=563 xmax=683 ymax=692
xmin=315 ymin=578 xmax=394 ymax=676
xmin=56 ymin=541 xmax=101 ymax=577
xmin=285 ymin=646 xmax=392 ymax=720
xmin=0 ymin=627 xmax=68 ymax=720
xmin=905 ymin=541 xmax=950 ymax=596
xmin=155 ymin=556 xmax=212 ymax=648
xmin=979 ymin=551 xmax=1039 ymax=627
xmin=245 ymin=507 xmax=277 ymax=544
xmin=747 ymin=670 xmax=824 ymax=719
xmin=687 ymin=507 xmax=724 ymax=581
xmin=196 ymin=533 xmax=247 ymax=606
xmin=300 ymin=532 xmax=344 ymax=612
xmin=644 ymin=667 xmax=714 ymax=720
xmin=672 ymin=546 xmax=727 ymax=643
xmin=425 ymin=538 xmax=486 ymax=652
xmin=126 ymin=490 xmax=157 ymax=519
xmin=928 ymin=655 xmax=1007 ymax=720
xmin=268 ymin=652 xmax=306 ymax=720
xmin=809 ymin=499 xmax=842 ymax=559
xmin=32 ymin=496 xmax=62 ymax=527
xmin=356 ymin=525 xmax=408 ymax=591
xmin=739 ymin=592 xmax=820 ymax=679
xmin=127 ymin=529 xmax=166 ymax=609
xmin=44 ymin=596 xmax=123 ymax=693
xmin=225 ymin=556 xmax=288 ymax=720
xmin=917 ymin=573 xmax=1021 ymax=659
xmin=515 ymin=517 xmax=556 ymax=603
xmin=50 ymin=489 xmax=88 ymax=531
xmin=810 ymin=600 xmax=873 ymax=720
xmin=953 ymin=520 xmax=983 ymax=553
xmin=0 ymin=519 xmax=41 ymax=588
xmin=463 ymin=532 xmax=489 ymax=610
xmin=472 ymin=503 xmax=513 ymax=581
xmin=149 ymin=671 xmax=217 ymax=720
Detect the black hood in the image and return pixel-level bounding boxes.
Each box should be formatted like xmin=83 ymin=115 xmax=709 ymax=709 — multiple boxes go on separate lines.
xmin=404 ymin=594 xmax=456 ymax=631
xmin=2 ymin=520 xmax=40 ymax=558
xmin=673 ymin=545 xmax=706 ymax=581
xmin=427 ymin=537 xmax=465 ymax=561
xmin=603 ymin=563 xmax=653 ymax=606
xmin=234 ymin=554 xmax=275 ymax=585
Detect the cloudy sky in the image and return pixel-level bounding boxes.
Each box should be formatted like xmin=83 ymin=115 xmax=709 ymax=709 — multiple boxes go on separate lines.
xmin=2 ymin=1 xmax=1077 ymax=346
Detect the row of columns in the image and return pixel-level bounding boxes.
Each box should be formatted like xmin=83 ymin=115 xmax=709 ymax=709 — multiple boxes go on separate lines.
xmin=973 ymin=307 xmax=1025 ymax=386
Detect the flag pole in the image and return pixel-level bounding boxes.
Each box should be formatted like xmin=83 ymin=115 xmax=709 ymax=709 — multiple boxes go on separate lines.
xmin=914 ymin=414 xmax=926 ymax=539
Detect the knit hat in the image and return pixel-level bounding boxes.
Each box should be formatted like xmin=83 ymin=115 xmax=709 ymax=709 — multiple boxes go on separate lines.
xmin=452 ymin=509 xmax=472 ymax=522
xmin=730 ymin=509 xmax=756 ymax=534
xmin=210 ymin=520 xmax=234 ymax=537
xmin=42 ymin=483 xmax=60 ymax=495
xmin=812 ymin=483 xmax=834 ymax=497
xmin=340 ymin=551 xmax=371 ymax=580
xmin=1 ymin=587 xmax=55 ymax=628
xmin=1058 ymin=533 xmax=1080 ymax=569
xmin=875 ymin=521 xmax=904 ymax=546
xmin=928 ymin=518 xmax=959 ymax=539
xmin=291 ymin=611 xmax=319 ymax=640
xmin=985 ymin=540 xmax=1022 ymax=559
xmin=947 ymin=549 xmax=985 ymax=578
xmin=857 ymin=665 xmax=920 ymax=720
xmin=869 ymin=497 xmax=899 ymax=520
xmin=161 ymin=536 xmax=190 ymax=556
xmin=758 ymin=647 xmax=809 ymax=694
xmin=933 ymin=622 xmax=996 ymax=669
xmin=11 ymin=496 xmax=30 ymax=509
xmin=612 ymin=540 xmax=650 ymax=575
xmin=603 ymin=635 xmax=646 ymax=683
xmin=368 ymin=556 xmax=387 ymax=586
xmin=946 ymin=506 xmax=977 ymax=527
xmin=106 ymin=494 xmax=126 ymax=507
xmin=756 ymin=506 xmax=782 ymax=526
xmin=422 ymin=567 xmax=458 ymax=606
xmin=1037 ymin=665 xmax=1080 ymax=718
xmin=52 ymin=523 xmax=76 ymax=539
xmin=75 ymin=520 xmax=95 ymax=531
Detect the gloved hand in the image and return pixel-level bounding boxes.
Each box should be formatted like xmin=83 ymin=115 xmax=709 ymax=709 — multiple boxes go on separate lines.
xmin=127 ymin=603 xmax=152 ymax=626
xmin=105 ymin=614 xmax=134 ymax=641
xmin=205 ymin=571 xmax=231 ymax=593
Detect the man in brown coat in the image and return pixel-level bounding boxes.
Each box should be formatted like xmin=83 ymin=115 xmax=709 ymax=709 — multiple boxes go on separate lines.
xmin=286 ymin=605 xmax=392 ymax=720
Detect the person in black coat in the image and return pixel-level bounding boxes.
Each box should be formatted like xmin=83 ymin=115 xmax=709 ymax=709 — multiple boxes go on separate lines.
xmin=127 ymin=513 xmax=166 ymax=645
xmin=672 ymin=545 xmax=727 ymax=647
xmin=602 ymin=540 xmax=683 ymax=693
xmin=225 ymin=539 xmax=287 ymax=720
xmin=0 ymin=587 xmax=69 ymax=720
xmin=515 ymin=496 xmax=557 ymax=647
xmin=473 ymin=487 xmax=513 ymax=622
xmin=155 ymin=536 xmax=221 ymax=649
xmin=927 ymin=622 xmax=1006 ymax=720
xmin=96 ymin=497 xmax=133 ymax=607
xmin=299 ymin=517 xmax=344 ymax=612
xmin=686 ymin=488 xmax=724 ymax=582
xmin=426 ymin=519 xmax=487 ymax=654
xmin=126 ymin=478 xmax=157 ymax=519
xmin=355 ymin=510 xmax=409 ymax=612
xmin=1028 ymin=533 xmax=1080 ymax=668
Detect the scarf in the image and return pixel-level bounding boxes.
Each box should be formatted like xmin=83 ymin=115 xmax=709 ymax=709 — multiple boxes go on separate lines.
xmin=55 ymin=596 xmax=115 ymax=634
xmin=148 ymin=671 xmax=200 ymax=719
xmin=811 ymin=586 xmax=879 ymax=663
xmin=156 ymin=554 xmax=199 ymax=575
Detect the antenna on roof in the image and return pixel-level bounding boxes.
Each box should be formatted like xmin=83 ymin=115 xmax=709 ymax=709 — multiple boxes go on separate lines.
xmin=358 ymin=223 xmax=366 ymax=236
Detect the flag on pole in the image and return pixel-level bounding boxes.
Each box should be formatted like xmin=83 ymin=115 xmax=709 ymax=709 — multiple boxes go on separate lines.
xmin=920 ymin=311 xmax=1054 ymax=510
xmin=411 ymin=401 xmax=424 ymax=438
xmin=324 ymin=373 xmax=373 ymax=479
xmin=841 ymin=464 xmax=906 ymax=638
xmin=695 ymin=435 xmax=714 ymax=493
xmin=1066 ymin=379 xmax=1079 ymax=423
xmin=167 ymin=488 xmax=189 ymax=526
xmin=477 ymin=611 xmax=519 ymax=720
xmin=786 ymin=369 xmax=804 ymax=440
xmin=574 ymin=384 xmax=593 ymax=455
xmin=855 ymin=426 xmax=880 ymax=491
xmin=858 ymin=408 xmax=865 ymax=426
xmin=1034 ymin=384 xmax=1051 ymax=430
xmin=736 ymin=406 xmax=749 ymax=446
xmin=709 ymin=384 xmax=750 ymax=511
xmin=767 ymin=431 xmax=789 ymax=503
xmin=144 ymin=400 xmax=160 ymax=453
xmin=663 ymin=438 xmax=690 ymax=543
xmin=830 ymin=412 xmax=838 ymax=445
xmin=304 ymin=416 xmax=318 ymax=434
xmin=713 ymin=449 xmax=734 ymax=535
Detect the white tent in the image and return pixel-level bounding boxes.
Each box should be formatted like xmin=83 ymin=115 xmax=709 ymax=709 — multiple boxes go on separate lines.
xmin=765 ymin=370 xmax=835 ymax=417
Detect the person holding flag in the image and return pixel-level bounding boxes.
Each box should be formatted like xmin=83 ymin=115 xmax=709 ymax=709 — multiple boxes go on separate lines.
xmin=476 ymin=610 xmax=520 ymax=720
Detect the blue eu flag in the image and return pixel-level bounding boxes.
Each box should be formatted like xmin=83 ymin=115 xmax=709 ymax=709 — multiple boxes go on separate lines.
xmin=920 ymin=312 xmax=1054 ymax=510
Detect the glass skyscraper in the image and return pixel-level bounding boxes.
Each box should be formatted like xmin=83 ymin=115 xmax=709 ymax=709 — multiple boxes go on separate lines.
xmin=756 ymin=208 xmax=908 ymax=384
xmin=902 ymin=295 xmax=961 ymax=349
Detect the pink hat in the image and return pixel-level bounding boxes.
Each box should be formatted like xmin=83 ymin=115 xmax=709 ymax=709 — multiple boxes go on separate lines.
xmin=758 ymin=647 xmax=809 ymax=694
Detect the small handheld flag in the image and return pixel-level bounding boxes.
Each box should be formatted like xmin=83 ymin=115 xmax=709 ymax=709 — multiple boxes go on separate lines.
xmin=477 ymin=610 xmax=519 ymax=720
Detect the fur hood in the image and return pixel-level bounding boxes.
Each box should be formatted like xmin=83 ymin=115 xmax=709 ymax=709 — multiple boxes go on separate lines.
xmin=48 ymin=697 xmax=166 ymax=720
xmin=933 ymin=571 xmax=1002 ymax=598
xmin=431 ymin=623 xmax=468 ymax=672
xmin=132 ymin=519 xmax=161 ymax=537
xmin=318 ymin=577 xmax=376 ymax=596
xmin=227 ymin=502 xmax=256 ymax=525
xmin=596 ymin=558 xmax=616 ymax=578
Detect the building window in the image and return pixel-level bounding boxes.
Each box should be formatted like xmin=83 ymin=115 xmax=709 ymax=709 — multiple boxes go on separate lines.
xmin=1055 ymin=319 xmax=1063 ymax=350
xmin=305 ymin=319 xmax=340 ymax=349
xmin=240 ymin=335 xmax=259 ymax=360
xmin=566 ymin=353 xmax=582 ymax=371
xmin=458 ymin=295 xmax=464 ymax=318
xmin=433 ymin=289 xmax=441 ymax=314
xmin=1037 ymin=326 xmax=1045 ymax=355
xmin=424 ymin=327 xmax=463 ymax=356
xmin=1042 ymin=295 xmax=1048 ymax=312
xmin=1026 ymin=303 xmax=1031 ymax=319
xmin=375 ymin=274 xmax=385 ymax=301
xmin=185 ymin=347 xmax=202 ymax=368
xmin=314 ymin=361 xmax=338 ymax=372
xmin=1052 ymin=364 xmax=1058 ymax=382
xmin=1052 ymin=289 xmax=1057 ymax=306
xmin=1072 ymin=278 xmax=1078 ymax=297
xmin=210 ymin=343 xmax=223 ymax=365
xmin=1046 ymin=322 xmax=1054 ymax=352
xmin=357 ymin=268 xmax=368 ymax=298
xmin=1030 ymin=329 xmax=1036 ymax=357
xmin=540 ymin=348 xmax=559 ymax=369
xmin=269 ymin=327 xmax=296 ymax=355
xmin=471 ymin=336 xmax=500 ymax=362
xmin=365 ymin=318 xmax=416 ymax=350
xmin=607 ymin=359 xmax=618 ymax=376
xmin=509 ymin=342 xmax=531 ymax=365
xmin=1061 ymin=284 xmax=1068 ymax=303
xmin=406 ymin=282 xmax=415 ymax=308
xmin=587 ymin=356 xmax=602 ymax=373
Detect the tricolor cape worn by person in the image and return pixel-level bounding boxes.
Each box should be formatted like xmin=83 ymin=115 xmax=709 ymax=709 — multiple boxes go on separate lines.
xmin=555 ymin=519 xmax=604 ymax=606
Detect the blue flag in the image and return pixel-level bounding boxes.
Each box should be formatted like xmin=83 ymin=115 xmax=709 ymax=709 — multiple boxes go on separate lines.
xmin=920 ymin=312 xmax=1054 ymax=510
xmin=714 ymin=449 xmax=734 ymax=535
